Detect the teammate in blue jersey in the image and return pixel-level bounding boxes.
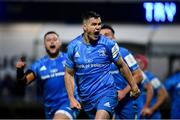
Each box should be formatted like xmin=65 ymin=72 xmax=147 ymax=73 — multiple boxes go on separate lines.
xmin=164 ymin=68 xmax=180 ymax=119
xmin=135 ymin=54 xmax=167 ymax=119
xmin=16 ymin=31 xmax=79 ymax=119
xmin=64 ymin=11 xmax=140 ymax=119
xmin=100 ymin=24 xmax=153 ymax=119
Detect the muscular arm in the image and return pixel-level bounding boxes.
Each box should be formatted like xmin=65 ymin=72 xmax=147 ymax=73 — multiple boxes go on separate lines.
xmin=143 ymin=82 xmax=154 ymax=108
xmin=150 ymin=87 xmax=167 ymax=112
xmin=120 ymin=69 xmax=143 ymax=95
xmin=64 ymin=67 xmax=81 ymax=109
xmin=64 ymin=67 xmax=75 ymax=100
xmin=16 ymin=59 xmax=35 ymax=85
xmin=116 ymin=57 xmax=139 ymax=96
xmin=141 ymin=87 xmax=167 ymax=117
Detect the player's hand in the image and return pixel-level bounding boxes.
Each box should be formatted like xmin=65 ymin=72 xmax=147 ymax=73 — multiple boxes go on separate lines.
xmin=130 ymin=85 xmax=140 ymax=98
xmin=70 ymin=98 xmax=82 ymax=110
xmin=16 ymin=57 xmax=26 ymax=69
xmin=140 ymin=107 xmax=153 ymax=117
xmin=117 ymin=89 xmax=127 ymax=101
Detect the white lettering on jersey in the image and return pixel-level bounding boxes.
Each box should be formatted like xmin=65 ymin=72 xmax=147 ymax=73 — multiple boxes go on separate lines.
xmin=41 ymin=72 xmax=65 ymax=80
xmin=76 ymin=63 xmax=106 ymax=68
xmin=111 ymin=43 xmax=119 ymax=58
xmin=124 ymin=54 xmax=137 ymax=67
xmin=75 ymin=51 xmax=80 ymax=57
xmin=50 ymin=69 xmax=58 ymax=73
xmin=40 ymin=65 xmax=47 ymax=71
xmin=110 ymin=70 xmax=119 ymax=74
xmin=151 ymin=78 xmax=161 ymax=89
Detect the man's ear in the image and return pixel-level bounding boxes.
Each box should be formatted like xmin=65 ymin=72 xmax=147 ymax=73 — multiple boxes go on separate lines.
xmin=83 ymin=24 xmax=87 ymax=31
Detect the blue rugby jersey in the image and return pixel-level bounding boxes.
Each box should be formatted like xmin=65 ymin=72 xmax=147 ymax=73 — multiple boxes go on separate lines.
xmin=164 ymin=72 xmax=180 ymax=118
xmin=66 ymin=34 xmax=121 ymax=110
xmin=28 ymin=52 xmax=72 ymax=110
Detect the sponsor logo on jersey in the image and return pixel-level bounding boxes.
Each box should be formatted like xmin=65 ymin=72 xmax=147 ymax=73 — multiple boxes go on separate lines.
xmin=41 ymin=72 xmax=65 ymax=80
xmin=75 ymin=51 xmax=80 ymax=57
xmin=50 ymin=69 xmax=58 ymax=73
xmin=98 ymin=48 xmax=107 ymax=57
xmin=40 ymin=65 xmax=47 ymax=71
xmin=104 ymin=102 xmax=111 ymax=107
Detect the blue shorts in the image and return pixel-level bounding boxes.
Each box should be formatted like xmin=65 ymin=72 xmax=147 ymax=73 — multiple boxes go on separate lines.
xmin=85 ymin=90 xmax=118 ymax=119
xmin=115 ymin=97 xmax=137 ymax=119
xmin=45 ymin=104 xmax=80 ymax=119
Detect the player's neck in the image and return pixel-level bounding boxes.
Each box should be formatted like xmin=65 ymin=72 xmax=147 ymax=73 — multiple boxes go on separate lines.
xmin=48 ymin=52 xmax=60 ymax=59
xmin=83 ymin=33 xmax=91 ymax=45
xmin=83 ymin=33 xmax=97 ymax=45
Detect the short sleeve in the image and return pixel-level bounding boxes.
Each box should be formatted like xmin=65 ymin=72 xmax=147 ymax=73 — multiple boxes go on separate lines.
xmin=65 ymin=43 xmax=75 ymax=69
xmin=120 ymin=48 xmax=139 ymax=72
xmin=141 ymin=72 xmax=150 ymax=86
xmin=28 ymin=61 xmax=39 ymax=77
xmin=107 ymin=40 xmax=121 ymax=63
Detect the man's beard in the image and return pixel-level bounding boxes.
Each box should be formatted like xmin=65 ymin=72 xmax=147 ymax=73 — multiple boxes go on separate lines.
xmin=45 ymin=47 xmax=60 ymax=58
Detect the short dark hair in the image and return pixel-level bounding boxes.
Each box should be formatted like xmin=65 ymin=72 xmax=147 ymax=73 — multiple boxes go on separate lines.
xmin=44 ymin=31 xmax=59 ymax=40
xmin=101 ymin=24 xmax=115 ymax=35
xmin=81 ymin=11 xmax=101 ymax=21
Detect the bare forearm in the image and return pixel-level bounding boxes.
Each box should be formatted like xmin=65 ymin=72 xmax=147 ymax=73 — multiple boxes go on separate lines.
xmin=121 ymin=63 xmax=136 ymax=88
xmin=151 ymin=88 xmax=167 ymax=112
xmin=123 ymin=69 xmax=143 ymax=93
xmin=132 ymin=69 xmax=143 ymax=84
xmin=144 ymin=83 xmax=153 ymax=107
xmin=64 ymin=68 xmax=75 ymax=100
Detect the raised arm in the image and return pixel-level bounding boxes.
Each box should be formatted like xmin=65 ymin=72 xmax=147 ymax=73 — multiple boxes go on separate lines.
xmin=16 ymin=57 xmax=35 ymax=85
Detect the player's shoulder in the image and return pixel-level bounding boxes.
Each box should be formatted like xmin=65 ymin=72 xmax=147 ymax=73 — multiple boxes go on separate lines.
xmin=38 ymin=55 xmax=49 ymax=63
xmin=145 ymin=70 xmax=153 ymax=76
xmin=68 ymin=34 xmax=83 ymax=47
xmin=31 ymin=55 xmax=48 ymax=68
xmin=60 ymin=52 xmax=67 ymax=58
xmin=120 ymin=47 xmax=129 ymax=52
xmin=98 ymin=35 xmax=116 ymax=46
xmin=145 ymin=70 xmax=157 ymax=80
xmin=119 ymin=47 xmax=130 ymax=54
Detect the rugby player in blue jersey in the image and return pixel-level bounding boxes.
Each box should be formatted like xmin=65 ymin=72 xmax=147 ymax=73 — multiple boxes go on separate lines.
xmin=100 ymin=24 xmax=153 ymax=119
xmin=16 ymin=31 xmax=79 ymax=119
xmin=164 ymin=68 xmax=180 ymax=119
xmin=135 ymin=54 xmax=167 ymax=119
xmin=64 ymin=11 xmax=140 ymax=119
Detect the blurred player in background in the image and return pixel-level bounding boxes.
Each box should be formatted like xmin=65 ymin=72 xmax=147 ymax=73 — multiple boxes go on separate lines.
xmin=164 ymin=67 xmax=180 ymax=119
xmin=100 ymin=24 xmax=153 ymax=119
xmin=64 ymin=11 xmax=140 ymax=119
xmin=135 ymin=54 xmax=167 ymax=119
xmin=16 ymin=31 xmax=79 ymax=119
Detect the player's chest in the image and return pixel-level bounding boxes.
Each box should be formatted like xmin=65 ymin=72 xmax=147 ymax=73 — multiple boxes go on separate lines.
xmin=38 ymin=60 xmax=65 ymax=80
xmin=74 ymin=45 xmax=109 ymax=64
